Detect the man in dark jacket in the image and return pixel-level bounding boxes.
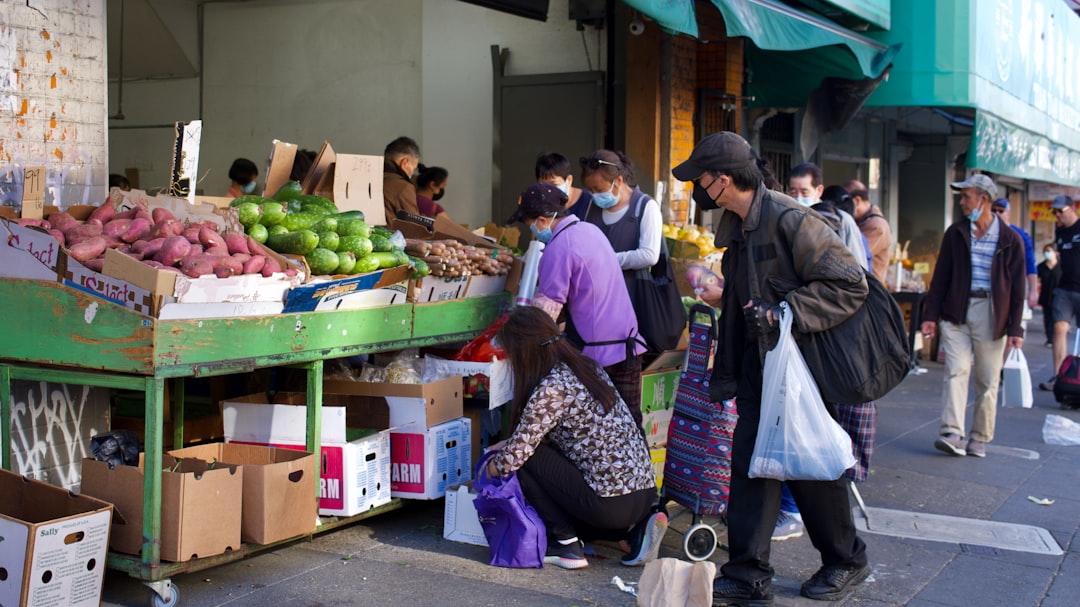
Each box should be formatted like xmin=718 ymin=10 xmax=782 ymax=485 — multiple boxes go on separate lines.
xmin=921 ymin=174 xmax=1025 ymax=458
xmin=383 ymin=136 xmax=421 ymax=224
xmin=675 ymin=132 xmax=870 ymax=606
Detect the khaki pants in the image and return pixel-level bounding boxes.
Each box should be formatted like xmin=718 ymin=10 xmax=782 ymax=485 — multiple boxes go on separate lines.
xmin=939 ymin=298 xmax=1007 ymax=442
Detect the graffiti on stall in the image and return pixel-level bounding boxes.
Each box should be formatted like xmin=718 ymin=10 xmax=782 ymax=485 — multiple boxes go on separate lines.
xmin=10 ymin=382 xmax=103 ymax=488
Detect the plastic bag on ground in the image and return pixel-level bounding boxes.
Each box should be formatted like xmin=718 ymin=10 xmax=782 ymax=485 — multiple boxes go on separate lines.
xmin=1043 ymin=414 xmax=1080 ymax=445
xmin=636 ymin=558 xmax=715 ymax=607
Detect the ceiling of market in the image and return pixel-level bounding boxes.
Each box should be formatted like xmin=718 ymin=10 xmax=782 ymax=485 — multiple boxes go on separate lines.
xmin=107 ymin=0 xmax=198 ymax=81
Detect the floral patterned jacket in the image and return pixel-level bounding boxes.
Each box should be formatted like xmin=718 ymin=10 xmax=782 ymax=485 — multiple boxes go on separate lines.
xmin=491 ymin=363 xmax=655 ymax=497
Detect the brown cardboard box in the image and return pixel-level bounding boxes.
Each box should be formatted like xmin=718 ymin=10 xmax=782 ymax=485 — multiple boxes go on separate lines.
xmin=80 ymin=455 xmax=242 ymax=562
xmin=323 ymin=375 xmax=463 ymax=432
xmin=0 ymin=470 xmax=113 ymax=607
xmin=167 ymin=443 xmax=316 ymax=545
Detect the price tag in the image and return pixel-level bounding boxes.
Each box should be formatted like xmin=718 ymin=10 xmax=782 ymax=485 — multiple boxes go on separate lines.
xmin=22 ymin=165 xmax=45 ymax=219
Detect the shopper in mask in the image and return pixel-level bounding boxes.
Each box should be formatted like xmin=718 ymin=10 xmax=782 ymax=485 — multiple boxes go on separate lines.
xmin=415 ymin=164 xmax=449 ymax=220
xmin=507 ymin=183 xmax=647 ymax=429
xmin=789 ymin=163 xmax=866 ymax=270
xmin=536 ymin=152 xmax=593 ymax=219
xmin=225 ymin=158 xmax=258 ymax=199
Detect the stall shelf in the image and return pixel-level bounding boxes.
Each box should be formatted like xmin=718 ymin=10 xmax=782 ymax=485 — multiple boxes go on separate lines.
xmin=0 ymin=279 xmax=507 ymax=606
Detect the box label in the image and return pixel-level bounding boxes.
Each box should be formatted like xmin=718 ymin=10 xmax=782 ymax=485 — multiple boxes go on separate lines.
xmin=316 ymin=445 xmax=345 ymax=512
xmin=390 ymin=433 xmax=426 ymax=494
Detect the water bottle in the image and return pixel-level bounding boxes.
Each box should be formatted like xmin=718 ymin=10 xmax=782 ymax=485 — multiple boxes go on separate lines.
xmin=515 ymin=240 xmax=545 ymax=306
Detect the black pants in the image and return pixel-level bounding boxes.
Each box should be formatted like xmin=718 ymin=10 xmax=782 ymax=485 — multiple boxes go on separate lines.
xmin=1043 ymin=306 xmax=1056 ymax=344
xmin=516 ymin=443 xmax=655 ymax=542
xmin=720 ymin=356 xmax=867 ymax=587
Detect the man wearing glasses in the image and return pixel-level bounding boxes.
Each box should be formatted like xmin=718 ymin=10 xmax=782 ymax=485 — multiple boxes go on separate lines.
xmin=921 ymin=174 xmax=1026 ymax=458
xmin=1044 ymin=195 xmax=1080 ymax=392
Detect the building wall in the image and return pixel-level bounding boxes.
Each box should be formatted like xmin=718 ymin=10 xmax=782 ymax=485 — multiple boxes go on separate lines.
xmin=0 ymin=1 xmax=108 ymax=210
xmin=668 ymin=36 xmax=696 ymax=225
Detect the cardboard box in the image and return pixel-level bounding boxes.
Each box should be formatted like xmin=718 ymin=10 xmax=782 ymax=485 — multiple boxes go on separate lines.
xmin=0 ymin=470 xmax=113 ymax=607
xmin=410 ymin=274 xmax=470 ymax=303
xmin=263 ymin=139 xmax=298 ymax=201
xmin=391 ymin=417 xmax=471 ymax=500
xmin=322 ymin=375 xmax=464 ymax=432
xmin=221 ymin=393 xmax=392 ymax=517
xmin=109 ymin=188 xmax=240 ymax=234
xmin=0 ymin=217 xmax=63 ymax=280
xmin=443 ymin=482 xmax=487 ymax=547
xmin=80 ymin=456 xmax=242 ymax=562
xmin=305 ymin=144 xmax=385 ymax=225
xmin=59 ymin=250 xmax=157 ymax=316
xmin=166 ymin=443 xmax=317 ymax=545
xmin=641 ymin=350 xmax=685 ymax=449
xmin=435 ymin=359 xmax=512 ymax=408
xmin=282 ymin=265 xmax=411 ymax=312
xmin=464 ymin=273 xmax=510 ymax=298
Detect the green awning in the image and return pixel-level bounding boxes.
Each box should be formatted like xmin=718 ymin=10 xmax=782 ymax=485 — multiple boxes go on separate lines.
xmin=710 ymin=0 xmax=893 ymax=79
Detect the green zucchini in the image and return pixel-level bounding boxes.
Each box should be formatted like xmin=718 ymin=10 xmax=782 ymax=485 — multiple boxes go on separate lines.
xmin=266 ymin=229 xmax=319 ymax=255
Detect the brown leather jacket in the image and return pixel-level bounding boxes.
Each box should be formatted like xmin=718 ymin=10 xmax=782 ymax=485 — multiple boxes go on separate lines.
xmin=923 ymin=216 xmax=1025 ymax=339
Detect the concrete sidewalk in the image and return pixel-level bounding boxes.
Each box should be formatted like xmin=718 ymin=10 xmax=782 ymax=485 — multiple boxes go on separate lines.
xmin=101 ymin=314 xmax=1080 ymax=607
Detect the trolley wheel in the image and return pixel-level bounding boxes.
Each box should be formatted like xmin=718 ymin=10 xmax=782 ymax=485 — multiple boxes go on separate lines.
xmin=149 ymin=583 xmax=179 ymax=607
xmin=683 ymin=522 xmax=717 ymax=561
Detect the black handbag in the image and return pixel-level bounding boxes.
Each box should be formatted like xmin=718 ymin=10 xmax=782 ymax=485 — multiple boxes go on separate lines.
xmin=795 ymin=271 xmax=912 ymax=404
xmin=628 ymin=239 xmax=688 ymax=353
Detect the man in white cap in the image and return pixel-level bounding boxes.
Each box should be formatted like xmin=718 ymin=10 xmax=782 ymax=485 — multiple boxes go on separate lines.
xmin=920 ymin=174 xmax=1025 ymax=458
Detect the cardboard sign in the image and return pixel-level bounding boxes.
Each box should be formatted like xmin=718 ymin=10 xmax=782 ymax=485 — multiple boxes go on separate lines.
xmin=333 ymin=154 xmax=384 ymax=224
xmin=168 ymin=120 xmax=202 ymax=203
xmin=21 ymin=165 xmax=45 ymax=218
xmin=302 ymin=141 xmax=335 ymax=195
xmin=263 ymin=140 xmax=298 ymax=199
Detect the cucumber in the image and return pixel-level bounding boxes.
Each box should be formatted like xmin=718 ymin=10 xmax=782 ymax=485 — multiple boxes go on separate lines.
xmin=266 ymin=229 xmax=319 ymax=255
xmin=335 ymin=251 xmax=357 ymax=275
xmin=298 ymin=197 xmax=337 ymax=216
xmin=247 ymin=223 xmax=268 ymax=243
xmin=354 ymin=255 xmax=380 ymax=274
xmin=336 ymin=218 xmax=370 ymax=238
xmin=311 ymin=217 xmax=338 ymax=233
xmin=334 ymin=210 xmax=365 ymax=221
xmin=367 ymin=251 xmax=403 ymax=269
xmin=271 ymin=180 xmax=303 ymax=202
xmin=279 ymin=212 xmax=323 ymax=232
xmin=267 ymin=224 xmax=289 ymax=237
xmin=339 ymin=235 xmax=373 ymax=258
xmin=369 ymin=234 xmax=392 ymax=253
xmin=371 ymin=226 xmax=393 ymax=239
xmin=315 ymin=230 xmax=339 ymax=252
xmin=285 ymin=199 xmax=303 ymax=214
xmin=305 ymin=247 xmax=340 ymax=275
xmin=409 ymin=256 xmax=430 ymax=279
xmin=229 ymin=195 xmax=270 ymax=208
xmin=237 ymin=202 xmax=262 ymax=228
xmin=259 ymin=202 xmax=287 ymax=226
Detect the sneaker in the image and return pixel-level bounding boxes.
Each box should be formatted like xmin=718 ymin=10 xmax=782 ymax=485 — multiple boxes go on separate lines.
xmin=966 ymin=438 xmax=986 ymax=458
xmin=771 ymin=510 xmax=804 ymax=541
xmin=934 ymin=433 xmax=967 ymax=456
xmin=1040 ymin=377 xmax=1056 ymax=391
xmin=800 ymin=563 xmax=871 ymax=601
xmin=712 ymin=576 xmax=774 ymax=607
xmin=544 ymin=539 xmax=589 ymax=570
xmin=621 ymin=510 xmax=668 ymax=566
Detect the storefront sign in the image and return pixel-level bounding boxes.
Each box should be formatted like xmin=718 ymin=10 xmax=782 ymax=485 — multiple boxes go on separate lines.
xmin=971 ymin=112 xmax=1080 ymax=185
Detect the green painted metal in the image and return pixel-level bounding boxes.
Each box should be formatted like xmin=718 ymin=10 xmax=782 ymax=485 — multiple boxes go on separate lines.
xmin=143 ymin=377 xmax=164 ymax=568
xmin=412 ymin=297 xmax=508 ymax=341
xmin=305 ymin=360 xmax=323 ymax=495
xmin=1 ymin=366 xmax=9 ymax=471
xmin=171 ymin=379 xmax=184 ymax=449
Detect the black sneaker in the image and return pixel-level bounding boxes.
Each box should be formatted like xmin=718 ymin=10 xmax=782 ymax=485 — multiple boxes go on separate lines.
xmin=621 ymin=510 xmax=668 ymax=566
xmin=544 ymin=539 xmax=589 ymax=570
xmin=712 ymin=576 xmax=774 ymax=607
xmin=1040 ymin=377 xmax=1056 ymax=391
xmin=800 ymin=563 xmax=871 ymax=601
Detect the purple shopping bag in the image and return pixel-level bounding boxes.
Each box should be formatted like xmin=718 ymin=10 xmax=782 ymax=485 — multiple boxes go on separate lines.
xmin=473 ymin=451 xmax=547 ymax=568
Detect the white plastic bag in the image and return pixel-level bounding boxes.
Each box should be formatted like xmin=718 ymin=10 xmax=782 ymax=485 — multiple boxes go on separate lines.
xmin=749 ymin=302 xmax=857 ymax=481
xmin=1001 ymin=347 xmax=1033 ymax=408
xmin=1043 ymin=414 xmax=1080 ymax=445
xmin=636 ymin=558 xmax=715 ymax=607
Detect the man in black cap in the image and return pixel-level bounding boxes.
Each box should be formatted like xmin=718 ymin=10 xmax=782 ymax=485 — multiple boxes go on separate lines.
xmin=673 ymin=132 xmax=871 ymax=606
xmin=1045 ymin=194 xmax=1080 ymax=391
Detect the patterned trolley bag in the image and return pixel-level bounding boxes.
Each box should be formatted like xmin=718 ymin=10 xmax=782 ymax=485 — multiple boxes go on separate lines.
xmin=663 ymin=304 xmax=737 ymax=518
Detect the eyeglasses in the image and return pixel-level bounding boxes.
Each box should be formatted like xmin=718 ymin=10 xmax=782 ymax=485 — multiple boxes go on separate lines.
xmin=992 ymin=207 xmax=1007 ymax=214
xmin=1053 ymin=208 xmax=1066 ymax=215
xmin=581 ymin=157 xmax=621 ymax=171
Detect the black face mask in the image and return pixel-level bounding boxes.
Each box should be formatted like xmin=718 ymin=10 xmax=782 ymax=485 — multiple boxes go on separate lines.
xmin=433 ymin=189 xmax=445 ymax=201
xmin=693 ymin=178 xmax=724 ymax=211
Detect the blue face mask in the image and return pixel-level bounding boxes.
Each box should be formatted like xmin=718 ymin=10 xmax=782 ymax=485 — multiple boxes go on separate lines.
xmin=968 ymin=205 xmax=983 ymax=223
xmin=592 ymin=182 xmax=619 ymax=209
xmin=530 ymin=221 xmax=554 ymax=243
xmin=555 ymin=181 xmax=571 ymax=197
xmin=241 ymin=181 xmax=257 ymax=194
xmin=1045 ymin=250 xmax=1055 ymax=261
xmin=794 ymin=196 xmax=815 ymax=207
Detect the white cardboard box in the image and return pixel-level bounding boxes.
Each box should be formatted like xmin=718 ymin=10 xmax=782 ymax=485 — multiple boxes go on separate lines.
xmin=221 ymin=394 xmax=392 ymax=517
xmin=436 ymin=359 xmax=513 ymax=409
xmin=0 ymin=470 xmax=113 ymax=607
xmin=410 ymin=275 xmax=469 ymax=303
xmin=443 ymin=482 xmax=487 ymax=547
xmin=391 ymin=417 xmax=472 ymax=500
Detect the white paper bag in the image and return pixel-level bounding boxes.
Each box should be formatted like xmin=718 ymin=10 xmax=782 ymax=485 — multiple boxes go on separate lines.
xmin=637 ymin=558 xmax=716 ymax=607
xmin=1002 ymin=348 xmax=1033 ymax=408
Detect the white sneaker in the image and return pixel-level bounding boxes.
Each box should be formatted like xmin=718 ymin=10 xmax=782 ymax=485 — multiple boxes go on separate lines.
xmin=772 ymin=510 xmax=804 ymax=541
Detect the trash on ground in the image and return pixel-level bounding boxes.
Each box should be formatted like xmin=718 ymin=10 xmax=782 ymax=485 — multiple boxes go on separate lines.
xmin=611 ymin=575 xmax=637 ymax=597
xmin=1027 ymin=496 xmax=1055 ymax=506
xmin=1042 ymin=414 xmax=1080 ymax=446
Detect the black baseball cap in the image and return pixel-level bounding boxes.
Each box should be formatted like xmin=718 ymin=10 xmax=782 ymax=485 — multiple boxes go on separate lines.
xmin=506 ymin=183 xmax=568 ymax=225
xmin=1052 ymin=194 xmax=1074 ymax=210
xmin=672 ymin=132 xmax=756 ymax=181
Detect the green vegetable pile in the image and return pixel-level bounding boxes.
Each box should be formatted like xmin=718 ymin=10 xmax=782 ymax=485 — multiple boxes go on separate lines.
xmin=231 ymin=180 xmax=424 ymax=278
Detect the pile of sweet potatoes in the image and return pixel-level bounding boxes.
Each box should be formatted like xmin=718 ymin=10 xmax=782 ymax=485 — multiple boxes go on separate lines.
xmin=18 ymin=204 xmax=294 ymax=279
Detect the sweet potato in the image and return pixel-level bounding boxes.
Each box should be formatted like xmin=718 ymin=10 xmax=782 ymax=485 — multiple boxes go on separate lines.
xmin=104 ymin=236 xmax=126 ymax=249
xmin=231 ymin=253 xmax=251 ymax=264
xmin=151 ymin=208 xmax=178 ymax=224
xmin=153 ymin=236 xmax=191 ymax=266
xmin=48 ymin=229 xmax=65 ymax=246
xmin=246 ymin=236 xmax=271 ymax=257
xmin=198 ymin=226 xmax=227 ymax=250
xmin=133 ymin=208 xmax=153 ymax=223
xmin=224 ymin=233 xmax=250 ymax=256
xmin=120 ymin=218 xmax=151 ymax=243
xmin=47 ymin=211 xmax=78 ymax=232
xmin=149 ymin=219 xmax=183 ymax=239
xmin=113 ymin=207 xmax=139 ymax=221
xmin=82 ymin=258 xmax=105 ymax=272
xmin=87 ymin=203 xmax=115 ymax=224
xmin=17 ymin=218 xmax=50 ymax=229
xmin=283 ymin=268 xmax=298 ymax=277
xmin=242 ymin=255 xmax=266 ymax=275
xmin=179 ymin=254 xmax=215 ymax=278
xmin=141 ymin=260 xmax=164 ymax=269
xmin=64 ymin=223 xmax=103 ymax=241
xmin=212 ymin=255 xmax=243 ymax=277
xmin=182 ymin=225 xmax=202 ymax=244
xmin=260 ymin=256 xmax=283 ymax=277
xmin=68 ymin=236 xmax=107 ymax=262
xmin=204 ymin=245 xmax=229 ymax=257
xmin=103 ymin=219 xmax=132 ymax=238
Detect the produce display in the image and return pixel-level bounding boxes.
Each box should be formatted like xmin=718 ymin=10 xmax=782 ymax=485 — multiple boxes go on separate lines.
xmin=662 ymin=223 xmax=720 ymax=258
xmin=231 ymin=180 xmax=417 ymax=277
xmin=404 ymin=239 xmax=513 ymax=278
